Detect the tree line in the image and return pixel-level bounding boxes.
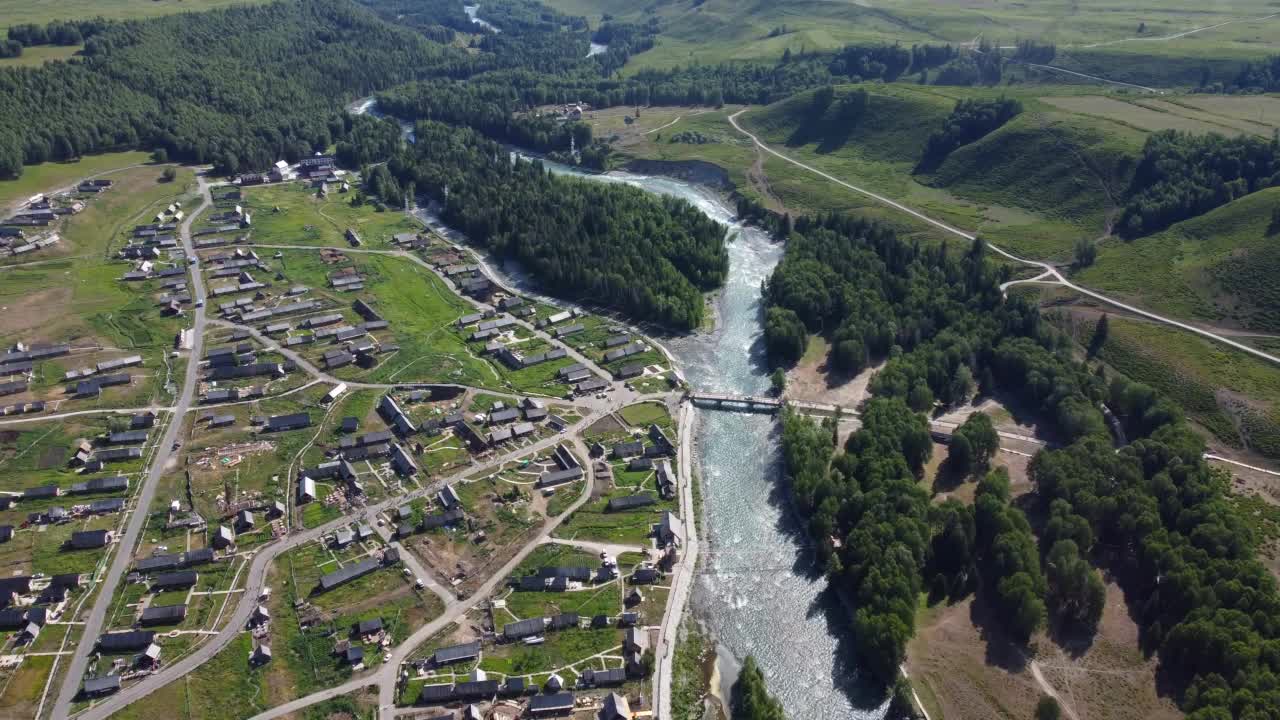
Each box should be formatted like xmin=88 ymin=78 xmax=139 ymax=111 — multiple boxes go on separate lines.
xmin=917 ymin=96 xmax=1023 ymax=172
xmin=371 ymin=121 xmax=727 ymax=329
xmin=1118 ymin=129 xmax=1280 ymax=236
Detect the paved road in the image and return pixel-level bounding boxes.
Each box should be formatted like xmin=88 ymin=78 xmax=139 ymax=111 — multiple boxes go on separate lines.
xmin=726 ymin=110 xmax=1280 ymax=369
xmin=52 ymin=175 xmax=216 ymax=720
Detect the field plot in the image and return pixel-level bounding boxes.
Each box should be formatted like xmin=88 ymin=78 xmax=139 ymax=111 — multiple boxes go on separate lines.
xmin=1040 ymin=95 xmax=1247 ymax=135
xmin=1178 ymin=95 xmax=1280 ymax=130
xmin=265 ymin=539 xmax=443 ymax=700
xmin=146 ymin=383 xmax=339 ymax=539
xmin=0 ymin=164 xmax=197 ymax=411
xmin=242 ymin=183 xmax=420 ymax=249
xmin=1133 ymin=98 xmax=1274 ymax=136
xmin=557 ymin=402 xmax=678 ymax=545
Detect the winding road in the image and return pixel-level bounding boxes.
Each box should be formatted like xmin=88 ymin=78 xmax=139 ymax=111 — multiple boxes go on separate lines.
xmin=726 ymin=110 xmax=1280 ymax=369
xmin=74 ymin=402 xmax=610 ymax=720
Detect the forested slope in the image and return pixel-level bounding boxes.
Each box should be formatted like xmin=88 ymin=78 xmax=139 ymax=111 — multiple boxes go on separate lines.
xmin=772 ymin=214 xmax=1280 ymax=719
xmin=376 ymin=121 xmax=728 ymax=329
xmin=0 ymin=0 xmax=469 ymax=176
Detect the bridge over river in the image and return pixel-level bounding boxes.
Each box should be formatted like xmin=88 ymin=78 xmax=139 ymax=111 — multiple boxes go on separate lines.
xmin=687 ymin=391 xmax=1047 ymax=451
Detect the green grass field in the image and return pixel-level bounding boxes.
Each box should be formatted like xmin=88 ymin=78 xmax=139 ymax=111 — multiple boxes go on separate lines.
xmin=1051 ymin=310 xmax=1280 ymax=458
xmin=243 ymin=183 xmax=420 ymax=249
xmin=0 ymin=43 xmax=81 ymax=68
xmin=0 ymin=0 xmax=272 ymax=29
xmin=545 ymin=0 xmax=1280 ymax=88
xmin=0 ymin=151 xmax=151 ymax=212
xmin=109 ymin=633 xmax=267 ymax=720
xmin=0 ymin=163 xmax=195 ymax=410
xmin=1078 ymin=186 xmax=1280 ymax=334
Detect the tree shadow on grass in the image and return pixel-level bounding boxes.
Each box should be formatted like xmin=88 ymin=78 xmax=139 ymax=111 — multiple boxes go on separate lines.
xmin=968 ymin=591 xmax=1033 ymax=674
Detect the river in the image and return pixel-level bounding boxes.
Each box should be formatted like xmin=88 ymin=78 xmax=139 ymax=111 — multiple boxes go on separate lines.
xmin=353 ymin=98 xmax=883 ymax=718
xmin=473 ymin=162 xmax=884 ymax=719
xmin=463 ymin=4 xmax=500 ymax=33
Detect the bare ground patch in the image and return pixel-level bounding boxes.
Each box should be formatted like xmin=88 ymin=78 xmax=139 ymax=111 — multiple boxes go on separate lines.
xmin=784 ymin=340 xmax=883 ymax=409
xmin=909 ymin=580 xmax=1183 ymax=720
xmin=0 ymin=284 xmax=73 ymax=337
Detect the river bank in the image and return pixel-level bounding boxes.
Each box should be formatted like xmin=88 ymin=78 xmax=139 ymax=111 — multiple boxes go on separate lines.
xmin=355 ymin=96 xmax=882 ymax=718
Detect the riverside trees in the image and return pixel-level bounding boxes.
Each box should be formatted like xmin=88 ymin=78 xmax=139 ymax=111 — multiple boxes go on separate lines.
xmin=378 ymin=121 xmax=728 ymax=330
xmin=772 ymin=211 xmax=1280 ymax=717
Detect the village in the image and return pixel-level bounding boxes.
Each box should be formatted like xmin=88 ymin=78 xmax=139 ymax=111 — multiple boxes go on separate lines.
xmin=0 ymin=151 xmax=695 ymax=720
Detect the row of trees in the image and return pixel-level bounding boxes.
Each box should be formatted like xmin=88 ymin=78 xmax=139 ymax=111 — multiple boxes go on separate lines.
xmin=370 ymin=121 xmax=727 ymax=329
xmin=1118 ymin=129 xmax=1280 ymax=236
xmin=782 ymin=397 xmax=931 ymax=683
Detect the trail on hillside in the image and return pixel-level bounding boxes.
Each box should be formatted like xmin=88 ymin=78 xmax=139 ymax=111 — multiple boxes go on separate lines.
xmin=726 ymin=109 xmax=1280 ymax=369
xmin=1031 ymin=661 xmax=1083 ymax=720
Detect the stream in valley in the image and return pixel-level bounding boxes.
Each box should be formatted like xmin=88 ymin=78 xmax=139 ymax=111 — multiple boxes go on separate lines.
xmin=353 ymin=98 xmax=884 ymax=718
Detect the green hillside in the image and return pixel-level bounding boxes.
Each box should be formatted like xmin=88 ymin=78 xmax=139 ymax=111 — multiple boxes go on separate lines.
xmin=735 ymin=84 xmax=1139 ymax=259
xmin=927 ymin=110 xmax=1142 ymax=240
xmin=544 ymin=0 xmax=1280 ymax=85
xmin=1079 ymin=187 xmax=1280 ymax=334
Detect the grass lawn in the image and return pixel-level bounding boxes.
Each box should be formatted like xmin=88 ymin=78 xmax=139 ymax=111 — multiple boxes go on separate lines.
xmin=512 ymin=544 xmax=598 ymax=576
xmin=0 ymin=151 xmax=151 ymax=211
xmin=555 ymin=495 xmax=665 ymax=546
xmin=0 ymin=44 xmax=81 ymax=68
xmin=243 ymin=183 xmax=420 ymax=249
xmin=618 ymin=401 xmax=672 ymax=429
xmin=479 ymin=627 xmax=621 ymax=676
